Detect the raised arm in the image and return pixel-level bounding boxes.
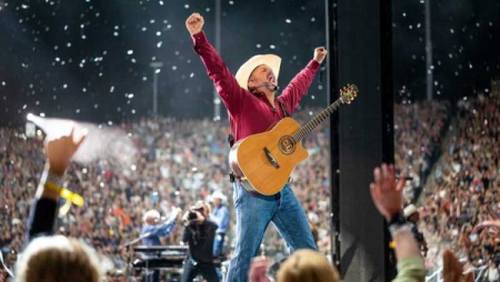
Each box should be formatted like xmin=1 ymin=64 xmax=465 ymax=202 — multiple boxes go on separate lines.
xmin=149 ymin=220 xmax=176 ymax=237
xmin=369 ymin=164 xmax=425 ymax=282
xmin=279 ymin=47 xmax=326 ymax=114
xmin=186 ymin=13 xmax=246 ymax=115
xmin=27 ymin=128 xmax=86 ymax=241
xmin=146 ymin=208 xmax=181 ymax=237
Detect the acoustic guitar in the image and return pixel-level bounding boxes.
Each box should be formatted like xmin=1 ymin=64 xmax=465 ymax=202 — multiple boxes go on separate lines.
xmin=229 ymin=84 xmax=358 ymax=195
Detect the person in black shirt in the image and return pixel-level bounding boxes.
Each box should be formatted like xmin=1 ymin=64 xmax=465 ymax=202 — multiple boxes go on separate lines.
xmin=181 ymin=202 xmax=219 ymax=282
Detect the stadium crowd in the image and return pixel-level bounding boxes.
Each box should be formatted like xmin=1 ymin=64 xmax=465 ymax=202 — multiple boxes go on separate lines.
xmin=1 ymin=95 xmax=498 ymax=280
xmin=0 ymin=109 xmax=332 ymax=274
xmin=394 ymin=100 xmax=449 ymax=202
xmin=419 ymin=94 xmax=499 ymax=274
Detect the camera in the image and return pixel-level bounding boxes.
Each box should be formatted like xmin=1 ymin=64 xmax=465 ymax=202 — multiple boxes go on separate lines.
xmin=183 ymin=206 xmax=205 ymax=225
xmin=187 ymin=210 xmax=200 ymax=221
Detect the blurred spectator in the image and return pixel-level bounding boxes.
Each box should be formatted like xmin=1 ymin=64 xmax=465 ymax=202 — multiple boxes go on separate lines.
xmin=276 ymin=249 xmax=340 ymax=282
xmin=141 ymin=208 xmax=181 ymax=246
xmin=404 ymin=204 xmax=428 ymax=257
xmin=140 ymin=207 xmax=181 ymax=282
xmin=181 ymin=202 xmax=219 ymax=282
xmin=14 ymin=128 xmax=103 ymax=282
xmin=209 ymin=190 xmax=230 ymax=257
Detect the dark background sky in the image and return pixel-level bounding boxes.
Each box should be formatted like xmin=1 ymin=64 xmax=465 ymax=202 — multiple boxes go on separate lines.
xmin=0 ymin=0 xmax=499 ymax=126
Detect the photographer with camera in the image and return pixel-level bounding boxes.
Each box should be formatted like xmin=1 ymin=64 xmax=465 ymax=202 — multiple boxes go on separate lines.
xmin=180 ymin=201 xmax=219 ymax=282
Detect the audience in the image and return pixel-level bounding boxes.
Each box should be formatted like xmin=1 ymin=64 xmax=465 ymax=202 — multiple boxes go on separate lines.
xmin=14 ymin=128 xmax=103 ymax=282
xmin=394 ymin=101 xmax=449 ymax=202
xmin=0 ymin=94 xmax=497 ymax=280
xmin=419 ymin=95 xmax=499 ymax=273
xmin=0 ymin=110 xmax=332 ymax=276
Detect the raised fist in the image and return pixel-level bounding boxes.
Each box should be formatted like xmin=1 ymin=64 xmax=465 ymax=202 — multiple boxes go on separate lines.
xmin=313 ymin=47 xmax=328 ymax=64
xmin=185 ymin=13 xmax=204 ymax=36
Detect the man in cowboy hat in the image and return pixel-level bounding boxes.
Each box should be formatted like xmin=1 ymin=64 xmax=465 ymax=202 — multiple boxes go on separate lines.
xmin=209 ymin=190 xmax=230 ymax=257
xmin=186 ymin=12 xmax=327 ymax=282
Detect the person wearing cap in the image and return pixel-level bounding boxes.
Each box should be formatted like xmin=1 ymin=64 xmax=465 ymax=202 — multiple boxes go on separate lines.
xmin=186 ymin=12 xmax=327 ymax=282
xmin=181 ymin=201 xmax=219 ymax=282
xmin=209 ymin=191 xmax=230 ymax=257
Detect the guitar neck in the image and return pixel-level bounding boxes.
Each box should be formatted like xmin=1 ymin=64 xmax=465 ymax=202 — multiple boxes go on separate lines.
xmin=292 ymin=99 xmax=343 ymax=142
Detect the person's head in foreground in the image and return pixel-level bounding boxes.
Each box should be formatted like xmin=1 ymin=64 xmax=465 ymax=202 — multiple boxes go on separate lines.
xmin=15 ymin=235 xmax=102 ymax=282
xmin=277 ymin=249 xmax=340 ymax=282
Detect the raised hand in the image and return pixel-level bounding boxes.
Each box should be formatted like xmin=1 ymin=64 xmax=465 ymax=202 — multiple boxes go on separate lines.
xmin=45 ymin=126 xmax=87 ymax=176
xmin=472 ymin=219 xmax=500 ymax=235
xmin=369 ymin=163 xmax=405 ymax=221
xmin=442 ymin=250 xmax=474 ymax=282
xmin=313 ymin=47 xmax=328 ymax=64
xmin=172 ymin=207 xmax=183 ymax=220
xmin=248 ymin=256 xmax=271 ymax=282
xmin=185 ymin=13 xmax=204 ymax=36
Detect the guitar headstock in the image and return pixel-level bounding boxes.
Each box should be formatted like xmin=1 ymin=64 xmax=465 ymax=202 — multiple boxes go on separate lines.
xmin=339 ymin=84 xmax=359 ymax=104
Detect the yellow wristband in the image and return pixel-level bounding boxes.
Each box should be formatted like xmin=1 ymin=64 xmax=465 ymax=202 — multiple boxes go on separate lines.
xmin=44 ymin=182 xmax=84 ymax=207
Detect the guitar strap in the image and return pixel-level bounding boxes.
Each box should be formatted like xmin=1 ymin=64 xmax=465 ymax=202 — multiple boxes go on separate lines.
xmin=278 ymin=99 xmax=290 ymax=117
xmin=228 ymin=99 xmax=289 ymax=183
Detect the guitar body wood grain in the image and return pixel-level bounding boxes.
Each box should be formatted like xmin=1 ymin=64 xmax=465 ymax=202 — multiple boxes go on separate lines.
xmin=228 ymin=117 xmax=309 ymax=195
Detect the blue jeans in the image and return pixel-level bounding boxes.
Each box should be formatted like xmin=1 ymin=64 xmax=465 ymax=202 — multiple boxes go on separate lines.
xmin=213 ymin=233 xmax=225 ymax=257
xmin=226 ymin=183 xmax=316 ymax=282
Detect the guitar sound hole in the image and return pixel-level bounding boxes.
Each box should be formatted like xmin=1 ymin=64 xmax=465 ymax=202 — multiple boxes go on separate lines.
xmin=278 ymin=136 xmax=296 ymax=155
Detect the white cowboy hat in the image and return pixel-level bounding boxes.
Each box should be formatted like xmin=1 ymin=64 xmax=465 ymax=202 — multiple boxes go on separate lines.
xmin=210 ymin=190 xmax=228 ymax=203
xmin=235 ymin=54 xmax=281 ymax=91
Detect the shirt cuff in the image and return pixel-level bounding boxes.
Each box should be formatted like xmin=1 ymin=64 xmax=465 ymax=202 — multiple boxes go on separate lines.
xmin=396 ymin=256 xmax=425 ymax=274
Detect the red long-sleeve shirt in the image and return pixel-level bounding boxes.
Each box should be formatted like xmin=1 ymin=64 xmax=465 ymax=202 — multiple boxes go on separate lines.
xmin=192 ymin=31 xmax=320 ymax=141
